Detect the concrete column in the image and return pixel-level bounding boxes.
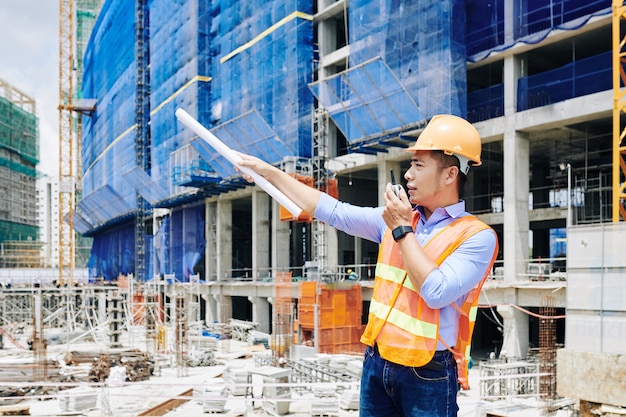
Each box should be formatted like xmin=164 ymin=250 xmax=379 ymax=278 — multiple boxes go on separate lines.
xmin=325 ymin=223 xmax=339 ymax=269
xmin=272 ymin=200 xmax=290 ymax=276
xmin=354 ymin=235 xmax=362 ymax=268
xmin=205 ymin=201 xmax=218 ymax=281
xmin=500 ymin=129 xmax=530 ymax=358
xmin=249 ymin=296 xmax=271 ymax=333
xmin=497 ymin=303 xmax=528 ymax=359
xmin=504 ymin=0 xmax=515 ymax=45
xmin=98 ymin=291 xmax=108 ymax=325
xmin=503 ymin=129 xmax=529 ymax=282
xmin=216 ymin=199 xmax=232 ymax=281
xmin=252 ymin=190 xmax=270 ymax=280
xmin=503 ymin=56 xmax=524 ymax=116
xmin=204 ymin=293 xmax=218 ymax=324
xmin=500 ymin=51 xmax=530 ymax=358
xmin=209 ymin=293 xmax=231 ymax=323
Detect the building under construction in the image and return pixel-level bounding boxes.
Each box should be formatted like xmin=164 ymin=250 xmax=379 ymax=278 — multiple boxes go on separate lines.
xmin=1 ymin=0 xmax=626 ymax=415
xmin=0 ymin=78 xmax=40 ymax=268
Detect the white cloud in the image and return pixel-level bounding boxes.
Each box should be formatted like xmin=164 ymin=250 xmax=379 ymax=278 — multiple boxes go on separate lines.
xmin=0 ymin=0 xmax=60 ymax=178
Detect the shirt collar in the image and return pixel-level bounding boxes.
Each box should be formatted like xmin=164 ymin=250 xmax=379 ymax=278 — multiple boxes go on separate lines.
xmin=415 ymin=200 xmax=466 ymax=224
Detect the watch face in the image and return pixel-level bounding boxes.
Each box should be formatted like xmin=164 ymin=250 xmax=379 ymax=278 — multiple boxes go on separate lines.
xmin=393 ymin=225 xmax=412 ymax=241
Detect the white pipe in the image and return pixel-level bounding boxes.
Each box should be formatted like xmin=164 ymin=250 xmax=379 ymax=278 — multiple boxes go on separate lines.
xmin=175 ymin=108 xmax=303 ymax=218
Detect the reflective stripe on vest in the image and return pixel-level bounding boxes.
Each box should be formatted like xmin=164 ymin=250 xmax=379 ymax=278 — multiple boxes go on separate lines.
xmin=360 ymin=214 xmax=495 ymax=367
xmin=369 ymin=298 xmax=438 ymax=339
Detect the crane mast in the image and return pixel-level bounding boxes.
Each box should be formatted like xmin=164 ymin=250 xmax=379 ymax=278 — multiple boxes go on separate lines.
xmin=612 ymin=0 xmax=626 ymax=222
xmin=58 ymin=0 xmax=75 ymax=286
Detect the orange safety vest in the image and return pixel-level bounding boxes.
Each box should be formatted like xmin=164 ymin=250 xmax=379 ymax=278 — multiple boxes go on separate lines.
xmin=360 ymin=212 xmax=498 ymax=389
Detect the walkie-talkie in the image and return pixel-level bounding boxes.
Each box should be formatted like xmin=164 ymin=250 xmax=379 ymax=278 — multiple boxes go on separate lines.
xmin=390 ymin=170 xmax=402 ymax=197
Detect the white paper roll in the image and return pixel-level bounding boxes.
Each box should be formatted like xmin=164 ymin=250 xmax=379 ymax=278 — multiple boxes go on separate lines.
xmin=175 ymin=108 xmax=303 ymax=217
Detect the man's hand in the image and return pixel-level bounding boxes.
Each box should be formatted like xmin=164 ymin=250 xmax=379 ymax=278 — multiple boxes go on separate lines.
xmin=235 ymin=152 xmax=277 ymax=183
xmin=235 ymin=152 xmax=322 ymax=216
xmin=382 ymin=183 xmax=413 ymax=230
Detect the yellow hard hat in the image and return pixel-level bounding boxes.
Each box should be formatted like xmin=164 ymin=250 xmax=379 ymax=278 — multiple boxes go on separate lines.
xmin=406 ymin=114 xmax=482 ymax=174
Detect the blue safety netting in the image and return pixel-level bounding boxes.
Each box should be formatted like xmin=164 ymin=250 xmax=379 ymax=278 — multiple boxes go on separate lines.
xmin=467 ymin=84 xmax=504 ymax=123
xmin=80 ymin=0 xmax=313 ymax=281
xmin=206 ymin=0 xmax=314 ymax=159
xmin=465 ymin=0 xmax=505 ymax=58
xmin=154 ymin=204 xmax=205 ymax=281
xmin=122 ymin=166 xmax=169 ymax=206
xmin=82 ymin=0 xmax=312 ymax=219
xmin=148 ymin=0 xmax=212 ymax=200
xmin=86 ymin=203 xmax=204 ymax=282
xmin=72 ymin=211 xmax=94 ymax=236
xmin=77 ymin=185 xmax=133 ymax=226
xmin=466 ymin=0 xmax=610 ymax=122
xmin=190 ymin=110 xmax=295 ymax=179
xmin=517 ymin=50 xmax=612 ymax=111
xmin=349 ymin=0 xmax=467 ymax=120
xmin=466 ymin=0 xmax=610 ymax=62
xmin=87 ymin=224 xmax=147 ymax=281
xmin=309 ymin=58 xmax=425 ymax=151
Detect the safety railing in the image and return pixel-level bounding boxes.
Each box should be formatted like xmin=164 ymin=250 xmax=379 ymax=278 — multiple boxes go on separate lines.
xmin=222 ymin=263 xmax=377 ymax=283
xmin=488 ymin=257 xmax=567 ymax=282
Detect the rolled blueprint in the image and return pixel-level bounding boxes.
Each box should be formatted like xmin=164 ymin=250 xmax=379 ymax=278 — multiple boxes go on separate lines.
xmin=175 ymin=108 xmax=303 ymax=217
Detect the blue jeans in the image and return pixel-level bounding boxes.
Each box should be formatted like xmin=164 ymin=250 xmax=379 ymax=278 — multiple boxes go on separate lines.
xmin=359 ymin=345 xmax=459 ymax=417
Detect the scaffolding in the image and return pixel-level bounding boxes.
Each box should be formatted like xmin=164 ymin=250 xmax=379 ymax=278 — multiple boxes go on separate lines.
xmin=0 ymin=78 xmax=40 ymax=267
xmin=479 ymin=359 xmax=540 ymax=401
xmin=143 ymin=277 xmax=166 ymax=353
xmin=0 ymin=241 xmax=44 ymax=268
xmin=271 ymin=271 xmax=294 ymax=361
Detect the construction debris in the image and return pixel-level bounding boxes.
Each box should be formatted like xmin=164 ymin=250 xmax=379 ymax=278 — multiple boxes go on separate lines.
xmin=86 ymin=350 xmax=154 ymax=383
xmin=187 ymin=348 xmax=219 ymax=367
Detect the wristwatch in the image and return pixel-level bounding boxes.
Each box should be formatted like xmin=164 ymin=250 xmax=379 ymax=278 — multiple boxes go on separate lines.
xmin=392 ymin=225 xmax=414 ymax=242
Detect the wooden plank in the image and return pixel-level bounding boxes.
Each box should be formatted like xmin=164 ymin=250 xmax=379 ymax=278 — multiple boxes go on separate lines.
xmin=0 ymin=404 xmax=30 ymax=416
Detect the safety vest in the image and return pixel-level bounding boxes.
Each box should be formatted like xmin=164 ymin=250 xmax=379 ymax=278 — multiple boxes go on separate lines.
xmin=360 ymin=212 xmax=498 ymax=389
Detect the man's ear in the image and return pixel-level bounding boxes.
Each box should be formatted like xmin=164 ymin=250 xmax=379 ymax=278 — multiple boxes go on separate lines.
xmin=444 ymin=165 xmax=459 ymax=184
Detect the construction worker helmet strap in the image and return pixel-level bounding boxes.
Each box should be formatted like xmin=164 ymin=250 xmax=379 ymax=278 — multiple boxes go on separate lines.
xmin=406 ymin=115 xmax=482 ymax=171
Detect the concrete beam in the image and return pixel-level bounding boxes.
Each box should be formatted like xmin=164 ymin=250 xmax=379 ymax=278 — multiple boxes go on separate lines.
xmin=480 ymin=283 xmax=566 ymax=308
xmin=475 ymin=90 xmax=612 ymax=142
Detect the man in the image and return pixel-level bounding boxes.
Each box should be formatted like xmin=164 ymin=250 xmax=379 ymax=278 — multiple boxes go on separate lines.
xmin=238 ymin=114 xmax=498 ymax=417
xmin=346 ymin=269 xmax=358 ymax=281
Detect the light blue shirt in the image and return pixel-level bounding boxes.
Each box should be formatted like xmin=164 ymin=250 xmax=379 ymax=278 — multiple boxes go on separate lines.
xmin=314 ymin=193 xmax=497 ymax=350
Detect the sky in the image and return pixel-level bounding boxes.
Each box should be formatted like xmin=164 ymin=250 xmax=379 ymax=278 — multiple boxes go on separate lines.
xmin=0 ymin=0 xmax=60 ymax=178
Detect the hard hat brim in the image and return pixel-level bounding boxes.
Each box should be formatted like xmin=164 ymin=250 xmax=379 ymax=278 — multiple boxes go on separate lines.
xmin=404 ymin=144 xmax=482 ymax=167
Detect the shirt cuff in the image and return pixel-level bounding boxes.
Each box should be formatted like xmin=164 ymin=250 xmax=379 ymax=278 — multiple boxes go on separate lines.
xmin=313 ymin=192 xmax=339 ymax=223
